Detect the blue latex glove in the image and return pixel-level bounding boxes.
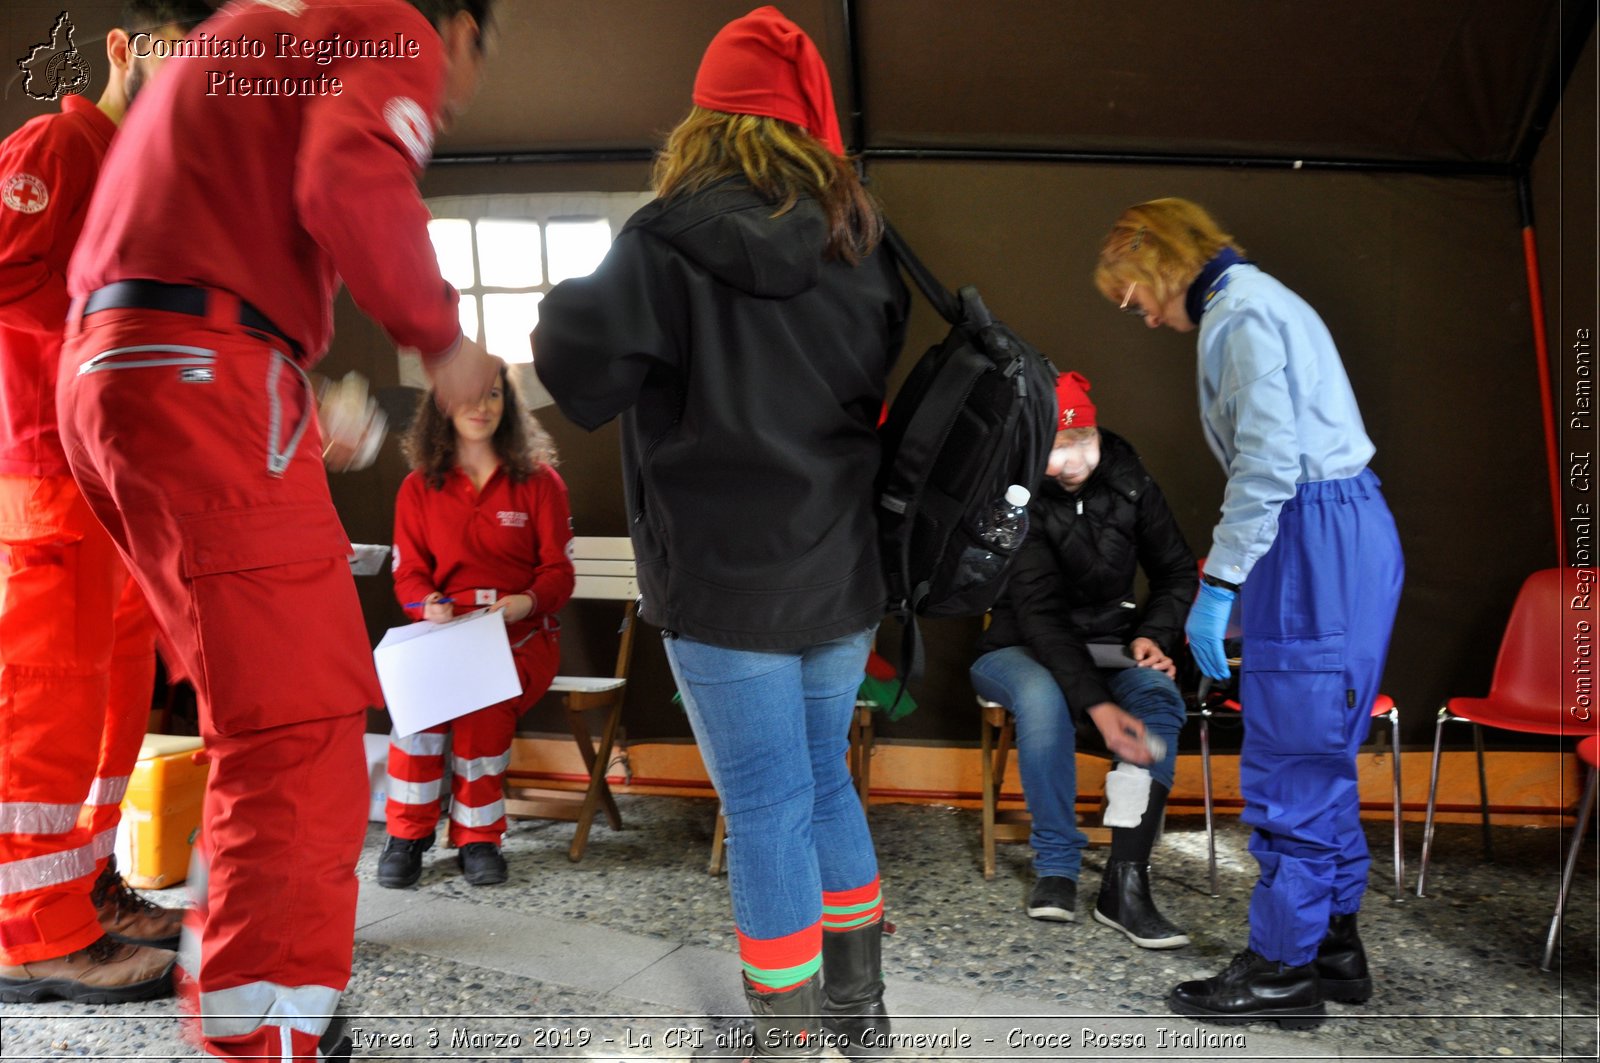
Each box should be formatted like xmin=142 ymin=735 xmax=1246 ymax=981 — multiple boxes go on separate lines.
xmin=1186 ymin=582 xmax=1237 ymax=681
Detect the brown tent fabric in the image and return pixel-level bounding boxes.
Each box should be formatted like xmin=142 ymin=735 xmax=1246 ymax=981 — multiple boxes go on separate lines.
xmin=1 ymin=0 xmax=1593 ymax=747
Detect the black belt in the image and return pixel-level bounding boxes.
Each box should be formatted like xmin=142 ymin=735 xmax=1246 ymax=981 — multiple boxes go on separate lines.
xmin=82 ymin=280 xmax=301 ymax=356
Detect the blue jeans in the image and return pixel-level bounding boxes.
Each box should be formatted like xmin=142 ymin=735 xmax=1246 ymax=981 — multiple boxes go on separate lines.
xmin=969 ymin=646 xmax=1185 ymax=879
xmin=664 ymin=627 xmax=879 ymax=941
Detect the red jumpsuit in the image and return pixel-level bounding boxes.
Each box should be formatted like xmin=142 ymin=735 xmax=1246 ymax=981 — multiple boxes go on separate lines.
xmin=0 ymin=95 xmax=159 ymax=966
xmin=54 ymin=1 xmax=463 ymax=1057
xmin=387 ymin=465 xmax=575 ymax=846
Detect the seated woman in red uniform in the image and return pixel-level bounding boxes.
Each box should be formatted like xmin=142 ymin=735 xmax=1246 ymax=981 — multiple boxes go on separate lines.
xmin=379 ymin=365 xmax=575 ymax=888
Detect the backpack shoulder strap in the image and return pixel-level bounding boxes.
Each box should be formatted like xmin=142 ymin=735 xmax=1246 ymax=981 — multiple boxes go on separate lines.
xmin=882 ymin=222 xmax=962 ymax=325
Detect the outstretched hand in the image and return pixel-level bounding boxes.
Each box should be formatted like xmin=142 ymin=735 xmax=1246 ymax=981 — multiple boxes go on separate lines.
xmin=428 ymin=335 xmax=502 ymax=415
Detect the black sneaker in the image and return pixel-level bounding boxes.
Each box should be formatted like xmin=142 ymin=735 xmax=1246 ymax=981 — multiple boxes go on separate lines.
xmin=1026 ymin=875 xmax=1077 ymax=922
xmin=458 ymin=843 xmax=507 ymax=886
xmin=376 ymin=834 xmax=432 ymax=889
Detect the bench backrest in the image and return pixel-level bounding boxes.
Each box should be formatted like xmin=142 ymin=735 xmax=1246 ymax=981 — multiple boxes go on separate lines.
xmin=570 ymin=536 xmax=637 ymax=602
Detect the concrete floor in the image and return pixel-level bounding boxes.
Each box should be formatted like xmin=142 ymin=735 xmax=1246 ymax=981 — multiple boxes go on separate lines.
xmin=2 ymin=797 xmax=1596 ymax=1061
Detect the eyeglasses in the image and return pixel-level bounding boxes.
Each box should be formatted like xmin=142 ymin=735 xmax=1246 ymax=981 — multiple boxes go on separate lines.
xmin=1119 ymin=281 xmax=1148 ymax=320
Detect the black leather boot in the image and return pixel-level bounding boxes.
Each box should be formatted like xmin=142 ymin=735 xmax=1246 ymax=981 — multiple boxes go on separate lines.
xmin=697 ymin=974 xmax=823 ymax=1060
xmin=1168 ymin=949 xmax=1326 ymax=1029
xmin=1316 ymin=913 xmax=1372 ymax=1003
xmin=1094 ymin=783 xmax=1188 ymax=949
xmin=1093 ymin=861 xmax=1190 ymax=949
xmin=821 ymin=922 xmax=889 ymax=1061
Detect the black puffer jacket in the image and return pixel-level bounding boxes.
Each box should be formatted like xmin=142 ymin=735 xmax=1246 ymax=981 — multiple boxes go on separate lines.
xmin=977 ymin=429 xmax=1198 ymax=722
xmin=534 ymin=180 xmax=908 ymax=649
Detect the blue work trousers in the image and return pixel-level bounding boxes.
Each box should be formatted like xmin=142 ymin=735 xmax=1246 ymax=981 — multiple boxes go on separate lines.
xmin=1239 ymin=469 xmax=1403 ymax=967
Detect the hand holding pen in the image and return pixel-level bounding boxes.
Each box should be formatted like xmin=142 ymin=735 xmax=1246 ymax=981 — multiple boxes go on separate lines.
xmin=406 ymin=592 xmax=455 ymax=623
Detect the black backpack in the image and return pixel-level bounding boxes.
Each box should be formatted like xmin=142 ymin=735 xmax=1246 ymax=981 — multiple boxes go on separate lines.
xmin=877 ymin=225 xmax=1059 ymax=675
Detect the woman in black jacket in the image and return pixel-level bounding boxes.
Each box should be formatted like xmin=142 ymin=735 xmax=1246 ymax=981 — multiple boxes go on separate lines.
xmin=971 ymin=372 xmax=1196 ymax=949
xmin=532 ymin=9 xmax=906 ymax=1060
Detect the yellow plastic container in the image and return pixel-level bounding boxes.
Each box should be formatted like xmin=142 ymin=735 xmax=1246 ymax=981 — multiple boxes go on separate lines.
xmin=119 ymin=735 xmax=208 ymax=889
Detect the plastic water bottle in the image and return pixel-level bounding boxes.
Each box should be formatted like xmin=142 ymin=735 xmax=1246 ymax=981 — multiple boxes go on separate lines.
xmin=978 ymin=484 xmax=1031 ymax=551
xmin=952 ymin=485 xmax=1033 ymax=594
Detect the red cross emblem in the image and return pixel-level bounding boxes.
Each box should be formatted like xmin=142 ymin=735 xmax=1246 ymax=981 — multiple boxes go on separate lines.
xmin=2 ymin=174 xmax=49 ymax=214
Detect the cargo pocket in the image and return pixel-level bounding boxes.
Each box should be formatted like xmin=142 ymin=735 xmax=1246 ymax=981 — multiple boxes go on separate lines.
xmin=178 ymin=503 xmax=369 ymax=735
xmin=1244 ymin=633 xmax=1349 ymax=756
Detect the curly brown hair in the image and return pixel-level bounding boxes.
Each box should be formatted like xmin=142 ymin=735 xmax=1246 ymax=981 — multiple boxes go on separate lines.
xmin=652 ymin=107 xmax=882 ymax=264
xmin=402 ymin=363 xmax=558 ymax=489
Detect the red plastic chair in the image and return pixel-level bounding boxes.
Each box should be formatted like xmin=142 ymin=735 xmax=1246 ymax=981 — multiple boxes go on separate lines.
xmin=1199 ymin=692 xmax=1403 ymax=899
xmin=1542 ymin=735 xmax=1599 ymax=971
xmin=1417 ymin=569 xmax=1595 ymax=896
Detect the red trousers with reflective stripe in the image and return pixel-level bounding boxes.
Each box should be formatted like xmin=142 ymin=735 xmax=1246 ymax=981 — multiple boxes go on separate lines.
xmin=386 ymin=629 xmax=559 ymax=846
xmin=0 ymin=473 xmax=157 ymax=963
xmin=58 ymin=307 xmax=376 ymax=1060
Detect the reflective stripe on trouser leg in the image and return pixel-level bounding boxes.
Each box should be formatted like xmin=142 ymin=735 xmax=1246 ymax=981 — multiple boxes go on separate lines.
xmin=0 ymin=474 xmax=124 ymax=963
xmin=0 ymin=828 xmax=116 ymax=954
xmin=385 ymin=726 xmax=447 ymax=839
xmin=1238 ymin=472 xmax=1403 ymax=968
xmin=443 ymin=700 xmax=517 ymax=847
xmin=86 ymin=571 xmax=159 ymax=875
xmin=194 ymin=712 xmax=366 ymax=1057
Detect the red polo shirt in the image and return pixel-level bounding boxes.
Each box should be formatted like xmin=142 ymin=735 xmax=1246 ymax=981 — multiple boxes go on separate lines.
xmin=392 ymin=464 xmax=576 ymax=644
xmin=0 ymin=95 xmax=115 ymax=476
xmin=69 ymin=0 xmax=462 ymax=364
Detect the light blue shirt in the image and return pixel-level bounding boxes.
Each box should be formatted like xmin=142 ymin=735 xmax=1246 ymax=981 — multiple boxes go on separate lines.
xmin=1195 ymin=264 xmax=1375 ymax=584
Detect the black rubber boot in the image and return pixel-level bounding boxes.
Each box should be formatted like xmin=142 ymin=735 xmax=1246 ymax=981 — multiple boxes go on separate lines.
xmin=822 ymin=922 xmax=889 ymax=1061
xmin=1315 ymin=912 xmax=1373 ymax=1003
xmin=697 ymin=974 xmax=824 ymax=1060
xmin=1093 ymin=862 xmax=1190 ymax=949
xmin=1168 ymin=949 xmax=1326 ymax=1029
xmin=1094 ymin=782 xmax=1189 ymax=948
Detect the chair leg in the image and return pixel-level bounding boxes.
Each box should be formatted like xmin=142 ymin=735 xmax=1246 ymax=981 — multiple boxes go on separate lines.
xmin=1416 ymin=710 xmax=1450 ymax=897
xmin=1542 ymin=764 xmax=1598 ymax=971
xmin=980 ymin=709 xmax=997 ymax=881
xmin=1200 ymin=712 xmax=1217 ymax=897
xmin=1473 ymin=724 xmax=1492 ymax=861
xmin=709 ymin=807 xmax=727 ymax=876
xmin=1389 ymin=709 xmax=1404 ymax=900
xmin=854 ymin=707 xmax=873 ymax=810
xmin=566 ymin=702 xmax=625 ymax=863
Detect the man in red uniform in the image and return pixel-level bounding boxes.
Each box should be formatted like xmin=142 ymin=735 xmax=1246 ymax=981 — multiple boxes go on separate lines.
xmin=0 ymin=0 xmax=216 ymax=1004
xmin=55 ymin=0 xmax=501 ymax=1057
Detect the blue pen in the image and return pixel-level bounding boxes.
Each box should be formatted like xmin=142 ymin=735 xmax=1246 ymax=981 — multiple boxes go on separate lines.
xmin=404 ymin=596 xmax=455 ymax=608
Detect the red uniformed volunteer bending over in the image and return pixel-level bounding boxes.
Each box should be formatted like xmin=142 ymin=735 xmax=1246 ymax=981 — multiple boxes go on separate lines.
xmin=53 ymin=0 xmax=501 ymax=1058
xmin=381 ymin=366 xmax=574 ymax=888
xmin=0 ymin=0 xmax=214 ymax=1006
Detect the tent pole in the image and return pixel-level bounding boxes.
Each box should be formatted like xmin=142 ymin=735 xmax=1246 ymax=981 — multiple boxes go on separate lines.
xmin=1518 ymin=173 xmax=1566 ymax=563
xmin=841 ymin=0 xmax=867 ymax=159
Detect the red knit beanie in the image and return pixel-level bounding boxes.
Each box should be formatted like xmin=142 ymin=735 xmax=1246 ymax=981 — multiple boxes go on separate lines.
xmin=691 ymin=6 xmax=845 ymax=155
xmin=1055 ymin=371 xmax=1097 ymax=430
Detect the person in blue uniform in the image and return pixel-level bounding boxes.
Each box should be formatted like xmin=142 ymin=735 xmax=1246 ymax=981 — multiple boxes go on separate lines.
xmin=1093 ymin=197 xmax=1403 ymax=1028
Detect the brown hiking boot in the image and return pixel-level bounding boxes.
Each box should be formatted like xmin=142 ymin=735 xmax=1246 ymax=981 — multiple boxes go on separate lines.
xmin=92 ymin=857 xmax=185 ymax=949
xmin=0 ymin=934 xmax=175 ymax=1003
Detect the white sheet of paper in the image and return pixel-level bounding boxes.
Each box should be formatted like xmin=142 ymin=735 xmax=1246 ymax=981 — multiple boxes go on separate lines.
xmin=374 ymin=608 xmax=522 ymax=737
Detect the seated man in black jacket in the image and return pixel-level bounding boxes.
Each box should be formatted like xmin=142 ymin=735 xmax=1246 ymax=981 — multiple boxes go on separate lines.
xmin=970 ymin=371 xmax=1197 ymax=948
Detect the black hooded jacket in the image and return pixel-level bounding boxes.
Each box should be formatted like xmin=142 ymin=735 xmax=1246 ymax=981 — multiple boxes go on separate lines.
xmin=534 ymin=180 xmax=909 ymax=649
xmin=977 ymin=429 xmax=1198 ymax=721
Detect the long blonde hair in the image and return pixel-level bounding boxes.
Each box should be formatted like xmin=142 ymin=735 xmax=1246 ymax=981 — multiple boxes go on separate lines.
xmin=1093 ymin=198 xmax=1245 ymax=308
xmin=652 ymin=106 xmax=882 ymax=263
